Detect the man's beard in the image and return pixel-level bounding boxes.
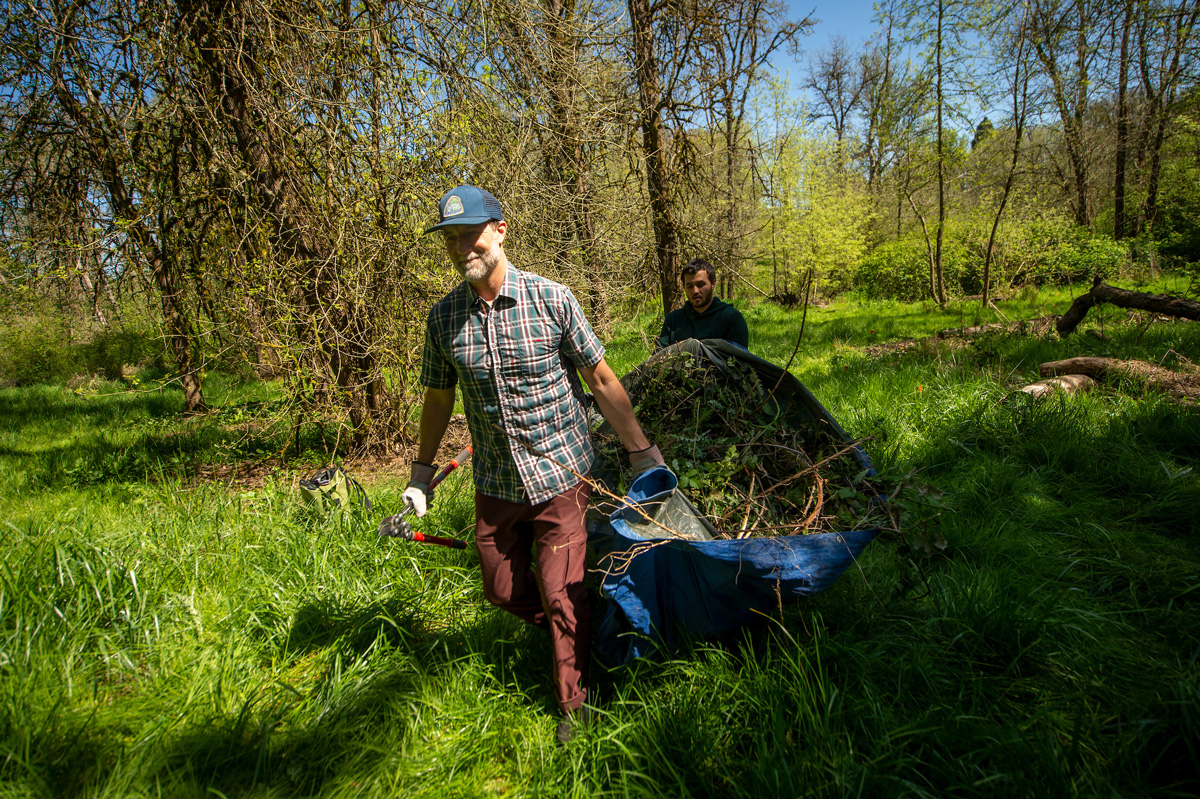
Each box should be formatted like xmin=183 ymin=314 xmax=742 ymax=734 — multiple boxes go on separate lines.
xmin=456 ymin=250 xmax=500 ymax=281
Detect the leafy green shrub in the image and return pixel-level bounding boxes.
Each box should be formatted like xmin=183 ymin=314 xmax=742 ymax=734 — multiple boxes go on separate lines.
xmin=1018 ymin=221 xmax=1129 ymax=286
xmin=852 ymin=238 xmax=929 ymax=301
xmin=1152 ymin=115 xmax=1200 ymax=264
xmin=979 ymin=216 xmax=1130 ymax=288
xmin=0 ymin=316 xmax=81 ymax=386
xmin=0 ymin=312 xmax=165 ymax=387
xmin=81 ymin=325 xmax=165 ymax=378
xmin=853 ymin=216 xmax=1133 ymax=302
xmin=852 ymin=234 xmax=973 ymax=301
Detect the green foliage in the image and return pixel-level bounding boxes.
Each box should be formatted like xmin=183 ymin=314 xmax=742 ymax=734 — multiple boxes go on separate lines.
xmin=1017 ymin=219 xmax=1130 ymax=286
xmin=0 ymin=305 xmax=166 ymax=387
xmin=852 ymin=232 xmax=973 ymax=301
xmin=598 ymin=350 xmax=873 ymax=532
xmin=80 ymin=325 xmax=166 ymax=379
xmin=754 ymin=113 xmax=873 ymax=297
xmin=851 ymin=215 xmax=1134 ymax=301
xmin=0 ymin=315 xmax=80 ymax=386
xmin=853 ymin=236 xmax=928 ymax=300
xmin=1154 ymin=104 xmax=1200 ymax=264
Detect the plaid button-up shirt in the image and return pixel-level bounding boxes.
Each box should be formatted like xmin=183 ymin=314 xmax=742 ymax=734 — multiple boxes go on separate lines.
xmin=420 ymin=266 xmax=605 ymax=505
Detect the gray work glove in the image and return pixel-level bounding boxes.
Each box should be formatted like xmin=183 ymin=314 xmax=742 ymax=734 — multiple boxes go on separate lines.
xmin=628 ymin=445 xmax=665 ymax=477
xmin=402 ymin=461 xmax=437 ymax=517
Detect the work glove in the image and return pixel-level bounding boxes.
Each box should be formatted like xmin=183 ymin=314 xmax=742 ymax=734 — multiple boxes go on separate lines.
xmin=628 ymin=445 xmax=665 ymax=477
xmin=403 ymin=461 xmax=437 ymax=518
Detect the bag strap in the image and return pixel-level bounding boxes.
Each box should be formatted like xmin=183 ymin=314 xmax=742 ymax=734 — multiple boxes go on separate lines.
xmin=343 ymin=472 xmax=372 ymax=511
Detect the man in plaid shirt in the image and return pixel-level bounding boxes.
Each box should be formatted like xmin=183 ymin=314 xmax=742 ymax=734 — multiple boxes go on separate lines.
xmin=404 ymin=185 xmax=665 ymax=744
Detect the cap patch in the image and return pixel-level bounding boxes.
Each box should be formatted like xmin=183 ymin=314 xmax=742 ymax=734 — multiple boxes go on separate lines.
xmin=443 ymin=195 xmax=465 ymax=218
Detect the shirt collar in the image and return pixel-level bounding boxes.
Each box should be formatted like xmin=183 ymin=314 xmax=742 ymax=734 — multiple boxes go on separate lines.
xmin=467 ymin=264 xmax=519 ymax=309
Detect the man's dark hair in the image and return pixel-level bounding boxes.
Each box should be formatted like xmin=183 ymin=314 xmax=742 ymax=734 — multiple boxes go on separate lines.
xmin=680 ymin=258 xmax=715 ymax=283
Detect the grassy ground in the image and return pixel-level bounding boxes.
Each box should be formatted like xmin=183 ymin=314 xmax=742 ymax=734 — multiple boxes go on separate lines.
xmin=1 ymin=284 xmax=1198 ymax=797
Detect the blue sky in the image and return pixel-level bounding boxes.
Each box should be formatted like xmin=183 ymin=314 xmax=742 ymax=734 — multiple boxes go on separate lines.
xmin=799 ymin=0 xmax=883 ymax=47
xmin=773 ymin=1 xmax=885 ymax=91
xmin=777 ymin=1 xmax=995 ymax=129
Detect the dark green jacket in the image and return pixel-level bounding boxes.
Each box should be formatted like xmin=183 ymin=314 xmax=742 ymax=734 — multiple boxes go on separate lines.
xmin=657 ymin=298 xmax=749 ymax=349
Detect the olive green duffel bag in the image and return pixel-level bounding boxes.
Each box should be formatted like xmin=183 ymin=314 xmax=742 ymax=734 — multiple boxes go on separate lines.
xmin=299 ymin=465 xmax=372 ymax=514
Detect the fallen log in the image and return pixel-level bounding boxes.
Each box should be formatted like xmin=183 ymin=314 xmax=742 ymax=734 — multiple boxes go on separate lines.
xmin=938 ymin=323 xmax=1000 ymax=339
xmin=935 ymin=315 xmax=1058 ymax=340
xmin=1040 ymin=356 xmax=1200 ymax=404
xmin=1039 ymin=357 xmax=1117 ymax=378
xmin=1057 ymin=281 xmax=1200 ymax=335
xmin=1019 ymin=374 xmax=1096 ymax=398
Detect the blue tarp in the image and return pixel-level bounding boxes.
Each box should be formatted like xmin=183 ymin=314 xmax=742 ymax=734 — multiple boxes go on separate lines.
xmin=587 ymin=339 xmax=879 ymax=666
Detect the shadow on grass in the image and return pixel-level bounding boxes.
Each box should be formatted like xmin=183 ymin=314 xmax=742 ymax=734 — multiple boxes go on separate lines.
xmin=0 ymin=384 xmax=330 ymax=490
xmin=283 ymin=596 xmax=427 ymax=655
xmin=160 ymin=663 xmax=432 ymax=794
xmin=0 ymin=383 xmax=182 ymax=428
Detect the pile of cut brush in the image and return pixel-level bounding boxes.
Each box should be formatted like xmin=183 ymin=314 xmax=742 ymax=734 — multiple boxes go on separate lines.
xmin=592 ymin=349 xmax=882 ymax=538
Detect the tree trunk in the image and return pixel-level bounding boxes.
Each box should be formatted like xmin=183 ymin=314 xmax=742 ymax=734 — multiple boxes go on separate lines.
xmin=1028 ymin=0 xmax=1095 ymax=227
xmin=905 ymin=191 xmax=937 ymax=300
xmin=1039 ymin=355 xmax=1200 ymax=403
xmin=1070 ymin=7 xmax=1090 ymax=226
xmin=629 ymin=0 xmax=682 ymax=316
xmin=1136 ymin=2 xmax=1199 ymax=233
xmin=982 ymin=28 xmax=1028 ymax=310
xmin=178 ymin=0 xmax=384 ymax=441
xmin=1040 ymin=356 xmax=1121 ymax=377
xmin=933 ymin=0 xmax=947 ymax=306
xmin=48 ymin=33 xmax=206 ymax=412
xmin=724 ymin=113 xmax=738 ymax=301
xmin=1114 ymin=0 xmax=1131 ymax=240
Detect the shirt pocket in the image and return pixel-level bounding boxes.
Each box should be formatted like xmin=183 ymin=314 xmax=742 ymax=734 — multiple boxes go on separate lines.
xmin=501 ymin=335 xmax=559 ymax=378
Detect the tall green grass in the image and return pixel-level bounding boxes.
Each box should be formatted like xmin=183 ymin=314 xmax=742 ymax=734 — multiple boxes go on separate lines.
xmin=1 ymin=288 xmax=1198 ymax=797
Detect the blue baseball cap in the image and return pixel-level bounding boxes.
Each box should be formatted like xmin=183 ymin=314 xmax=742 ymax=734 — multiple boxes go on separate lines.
xmin=424 ymin=185 xmax=504 ymax=234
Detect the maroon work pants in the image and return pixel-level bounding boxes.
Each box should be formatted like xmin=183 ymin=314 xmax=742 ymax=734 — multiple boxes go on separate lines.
xmin=474 ymin=480 xmax=591 ymax=714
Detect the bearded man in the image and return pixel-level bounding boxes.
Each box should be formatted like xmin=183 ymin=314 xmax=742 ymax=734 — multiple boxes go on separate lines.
xmin=404 ymin=185 xmax=665 ymax=744
xmin=656 ymin=258 xmax=749 ymax=349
